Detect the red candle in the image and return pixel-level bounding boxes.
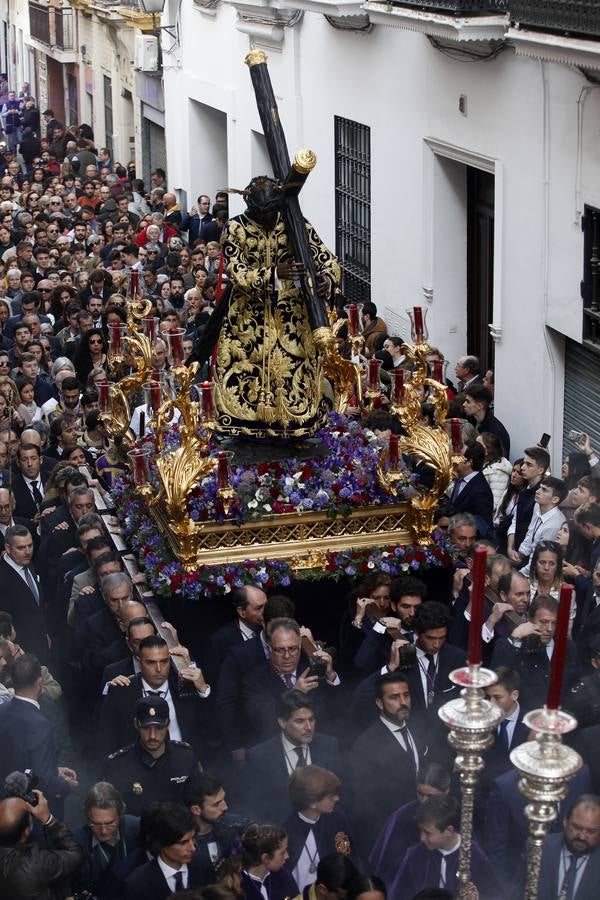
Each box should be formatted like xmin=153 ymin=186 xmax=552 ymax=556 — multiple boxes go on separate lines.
xmin=392 ymin=368 xmax=404 ymax=405
xmin=433 ymin=359 xmax=444 ymax=382
xmin=372 ymin=394 xmax=383 ymax=409
xmin=413 ymin=307 xmax=424 ymax=342
xmin=217 ymin=451 xmax=229 ymax=489
xmin=348 ymin=304 xmax=359 ymax=337
xmin=129 ymin=269 xmax=139 ymax=298
xmin=201 ymin=381 xmax=214 ymax=419
xmin=151 ymin=368 xmax=160 ymax=383
xmin=169 ymin=329 xmax=184 ymax=366
xmin=368 ymin=358 xmax=380 ymax=392
xmin=547 ymin=584 xmax=573 ymax=710
xmin=150 ymin=382 xmax=161 ymax=412
xmin=139 ymin=410 xmax=146 ymax=438
xmin=143 ymin=317 xmax=157 ymax=342
xmin=99 ymin=380 xmax=110 ymax=412
xmin=131 ymin=452 xmax=147 ymax=486
xmin=468 ymin=546 xmax=487 ymax=666
xmin=389 ymin=434 xmax=399 ymax=469
xmin=110 ymin=322 xmax=122 ymax=353
xmin=450 ymin=418 xmax=462 ymax=454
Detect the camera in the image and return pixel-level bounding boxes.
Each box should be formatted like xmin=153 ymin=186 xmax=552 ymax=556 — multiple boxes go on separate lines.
xmin=398 ymin=642 xmax=417 ymax=670
xmin=307 ymin=655 xmax=327 ymax=679
xmin=4 ymin=769 xmax=39 ymax=806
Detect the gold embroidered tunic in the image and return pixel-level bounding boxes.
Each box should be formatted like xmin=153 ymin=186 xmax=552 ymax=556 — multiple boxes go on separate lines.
xmin=214 ymin=213 xmax=340 ymax=439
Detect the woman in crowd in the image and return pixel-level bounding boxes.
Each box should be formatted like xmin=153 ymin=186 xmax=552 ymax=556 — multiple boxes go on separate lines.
xmin=478 ymin=432 xmax=512 ymax=514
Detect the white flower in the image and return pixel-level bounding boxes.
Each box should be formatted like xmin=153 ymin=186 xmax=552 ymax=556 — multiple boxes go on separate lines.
xmin=263 ymin=504 xmax=272 ymax=512
xmin=367 ymin=561 xmax=375 ymax=569
xmin=223 ymin=584 xmax=231 ymax=594
xmin=248 ymin=499 xmax=258 ymax=509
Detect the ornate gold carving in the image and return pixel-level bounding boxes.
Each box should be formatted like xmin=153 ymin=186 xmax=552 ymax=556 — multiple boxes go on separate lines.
xmin=293 ymin=149 xmax=317 ymax=175
xmin=245 ymin=49 xmax=268 ymax=67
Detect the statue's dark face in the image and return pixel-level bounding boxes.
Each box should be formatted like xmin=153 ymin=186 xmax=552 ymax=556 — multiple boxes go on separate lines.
xmin=245 ymin=176 xmax=282 ymax=231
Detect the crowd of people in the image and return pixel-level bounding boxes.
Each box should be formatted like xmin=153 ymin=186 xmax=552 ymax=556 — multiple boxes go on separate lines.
xmin=0 ymin=88 xmax=599 ymax=900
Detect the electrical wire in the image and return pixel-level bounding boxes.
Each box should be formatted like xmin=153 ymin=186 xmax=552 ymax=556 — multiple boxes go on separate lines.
xmin=427 ymin=34 xmax=507 ymax=62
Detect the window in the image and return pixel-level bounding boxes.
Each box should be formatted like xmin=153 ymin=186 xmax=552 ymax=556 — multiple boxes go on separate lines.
xmin=334 ymin=116 xmax=371 ymax=303
xmin=581 ymin=204 xmax=600 ymax=346
xmin=103 ymin=75 xmax=114 ymax=162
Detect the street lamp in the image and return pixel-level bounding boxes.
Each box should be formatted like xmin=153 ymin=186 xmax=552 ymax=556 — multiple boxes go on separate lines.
xmin=139 ymin=0 xmax=178 ymax=42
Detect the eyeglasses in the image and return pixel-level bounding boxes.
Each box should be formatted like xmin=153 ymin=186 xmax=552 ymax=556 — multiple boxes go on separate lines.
xmin=89 ymin=338 xmax=103 ymax=345
xmin=270 ymin=645 xmax=300 ymax=656
xmin=39 ymin=288 xmax=52 ymax=293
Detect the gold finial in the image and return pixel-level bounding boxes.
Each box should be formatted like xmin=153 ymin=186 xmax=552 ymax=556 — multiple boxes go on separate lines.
xmin=245 ymin=49 xmax=268 ymax=67
xmin=293 ymin=149 xmax=317 ymax=175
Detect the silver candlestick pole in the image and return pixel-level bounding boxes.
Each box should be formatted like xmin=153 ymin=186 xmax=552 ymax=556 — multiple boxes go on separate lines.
xmin=438 ymin=664 xmax=503 ymax=900
xmin=510 ymin=707 xmax=582 ymax=900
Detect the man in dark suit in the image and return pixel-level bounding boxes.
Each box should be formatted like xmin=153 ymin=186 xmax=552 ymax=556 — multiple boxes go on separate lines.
xmin=0 ymin=523 xmax=48 ymax=661
xmin=124 ymin=802 xmax=213 ymax=899
xmin=100 ymin=615 xmax=156 ymax=693
xmin=483 ymin=666 xmax=529 ymax=784
xmin=210 ymin=585 xmax=267 ymax=671
xmin=406 ymin=600 xmax=466 ymax=715
xmin=11 ymin=442 xmax=48 ymax=520
xmin=347 ymin=671 xmax=429 ymax=857
xmin=216 ymin=595 xmax=294 ymax=758
xmin=484 ymin=765 xmax=592 ymax=882
xmin=455 ymin=354 xmax=483 ymax=392
xmin=353 ymin=575 xmax=426 ymax=675
xmin=245 ymin=690 xmax=340 ymax=823
xmin=492 ymin=595 xmax=580 ymax=711
xmin=242 ymin=617 xmax=341 ymax=747
xmin=0 ymin=654 xmax=77 ymax=816
xmin=463 ymin=384 xmax=511 ymax=457
xmin=536 ymin=795 xmax=600 ymax=900
xmin=97 ymin=635 xmax=211 ymax=759
xmin=0 ymin=487 xmax=36 ymax=554
xmin=448 ymin=441 xmax=494 ymax=537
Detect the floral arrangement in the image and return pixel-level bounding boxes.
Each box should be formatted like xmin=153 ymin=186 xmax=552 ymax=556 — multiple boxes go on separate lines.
xmin=111 ymin=476 xmax=452 ymax=599
xmin=175 ymin=412 xmax=415 ymax=525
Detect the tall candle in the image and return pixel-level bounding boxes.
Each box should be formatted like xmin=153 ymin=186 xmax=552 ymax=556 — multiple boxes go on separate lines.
xmin=150 ymin=382 xmax=161 ymax=412
xmin=389 ymin=433 xmax=399 ymax=469
xmin=468 ymin=546 xmax=487 ymax=666
xmin=368 ymin=358 xmax=380 ymax=392
xmin=99 ymin=380 xmax=110 ymax=412
xmin=139 ymin=410 xmax=146 ymax=438
xmin=392 ymin=368 xmax=404 ymax=405
xmin=217 ymin=451 xmax=229 ymax=489
xmin=348 ymin=303 xmax=359 ymax=337
xmin=110 ymin=322 xmax=122 ymax=353
xmin=413 ymin=307 xmax=424 ymax=342
xmin=201 ymin=381 xmax=214 ymax=419
xmin=450 ymin=418 xmax=462 ymax=454
xmin=151 ymin=368 xmax=160 ymax=383
xmin=143 ymin=317 xmax=157 ymax=343
xmin=547 ymin=584 xmax=573 ymax=710
xmin=131 ymin=452 xmax=147 ymax=486
xmin=433 ymin=359 xmax=444 ymax=382
xmin=169 ymin=329 xmax=184 ymax=366
xmin=129 ymin=269 xmax=139 ymax=299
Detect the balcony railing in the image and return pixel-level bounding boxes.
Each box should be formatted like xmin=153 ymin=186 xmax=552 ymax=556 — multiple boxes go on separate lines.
xmin=511 ymin=0 xmax=600 ymax=39
xmin=55 ymin=7 xmax=74 ymax=50
xmin=29 ymin=2 xmax=51 ymax=43
xmin=385 ymin=0 xmax=508 ymax=13
xmin=28 ymin=3 xmax=74 ymax=50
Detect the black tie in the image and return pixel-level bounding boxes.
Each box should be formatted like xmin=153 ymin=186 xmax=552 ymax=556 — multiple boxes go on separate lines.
xmin=30 ymin=480 xmax=43 ymax=508
xmin=498 ymin=719 xmax=510 ymax=752
xmin=559 ymin=853 xmax=578 ymax=900
xmin=395 ymin=726 xmax=416 ymax=774
xmin=293 ymin=746 xmax=306 ymax=768
xmin=425 ymin=653 xmax=436 ymax=680
xmin=174 ymin=870 xmax=184 ymax=891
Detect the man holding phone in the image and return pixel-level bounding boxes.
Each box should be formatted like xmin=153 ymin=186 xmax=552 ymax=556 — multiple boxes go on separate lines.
xmin=507 ymin=446 xmax=550 ymax=563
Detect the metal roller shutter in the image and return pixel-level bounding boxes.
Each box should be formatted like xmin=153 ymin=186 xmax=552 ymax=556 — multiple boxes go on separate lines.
xmin=563 ymin=340 xmax=600 ymax=455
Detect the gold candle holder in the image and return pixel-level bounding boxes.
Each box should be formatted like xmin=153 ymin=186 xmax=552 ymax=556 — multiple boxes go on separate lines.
xmin=438 ymin=665 xmax=503 ymax=900
xmin=510 ymin=708 xmax=582 ymax=900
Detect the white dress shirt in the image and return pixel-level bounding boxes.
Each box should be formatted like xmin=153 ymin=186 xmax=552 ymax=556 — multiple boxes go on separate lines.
xmin=379 ymin=715 xmax=420 ymax=770
xmin=518 ymin=504 xmax=566 ymax=572
xmin=415 ymin=645 xmax=438 ymax=705
xmin=157 ymin=856 xmax=188 ymax=892
xmin=439 ymin=836 xmax=461 ymax=888
xmin=281 ymin=733 xmax=312 ymax=775
xmin=293 ymin=813 xmax=320 ymax=891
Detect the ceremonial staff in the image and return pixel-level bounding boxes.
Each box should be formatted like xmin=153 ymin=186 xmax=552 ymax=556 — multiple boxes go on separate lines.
xmin=245 ymin=49 xmax=333 ymax=348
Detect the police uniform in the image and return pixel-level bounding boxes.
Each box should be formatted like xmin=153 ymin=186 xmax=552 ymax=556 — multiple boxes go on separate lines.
xmin=101 ymin=696 xmax=200 ymax=817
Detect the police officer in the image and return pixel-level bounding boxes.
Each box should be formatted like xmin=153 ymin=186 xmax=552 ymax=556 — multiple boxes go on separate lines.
xmin=101 ymin=696 xmax=199 ymax=816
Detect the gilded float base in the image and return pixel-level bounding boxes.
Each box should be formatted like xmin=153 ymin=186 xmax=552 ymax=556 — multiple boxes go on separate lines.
xmin=147 ymin=501 xmax=412 ymax=573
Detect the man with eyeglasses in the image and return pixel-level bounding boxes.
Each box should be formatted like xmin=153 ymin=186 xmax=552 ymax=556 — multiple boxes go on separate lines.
xmin=72 ymin=782 xmax=140 ymax=900
xmin=242 ymin=617 xmax=340 ymax=746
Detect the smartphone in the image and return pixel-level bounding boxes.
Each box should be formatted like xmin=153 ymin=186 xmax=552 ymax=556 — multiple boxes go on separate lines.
xmin=539 ymin=433 xmax=551 ymax=448
xmin=568 ymin=430 xmax=585 ymax=443
xmin=78 ymin=465 xmax=92 ymax=484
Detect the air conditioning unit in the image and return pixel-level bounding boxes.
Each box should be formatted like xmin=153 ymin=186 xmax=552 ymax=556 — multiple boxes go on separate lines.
xmin=134 ymin=35 xmax=158 ymax=72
